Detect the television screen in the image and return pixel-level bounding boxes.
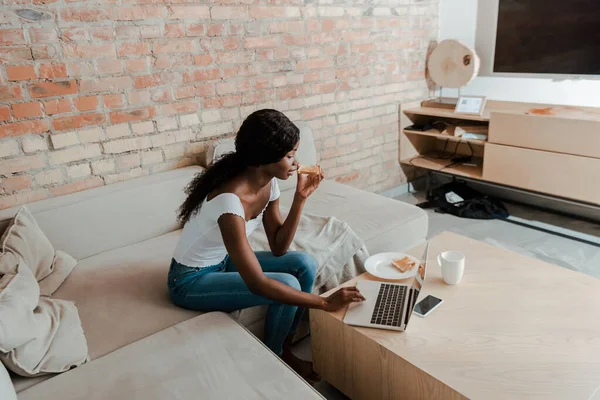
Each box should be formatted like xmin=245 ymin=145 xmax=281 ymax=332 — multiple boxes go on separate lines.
xmin=493 ymin=0 xmax=600 ymax=75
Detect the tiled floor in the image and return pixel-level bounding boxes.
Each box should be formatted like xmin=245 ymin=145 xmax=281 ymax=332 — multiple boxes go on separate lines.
xmin=292 ymin=192 xmax=600 ymax=399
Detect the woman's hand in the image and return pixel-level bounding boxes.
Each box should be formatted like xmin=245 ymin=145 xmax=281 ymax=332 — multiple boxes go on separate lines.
xmin=295 ymin=163 xmax=325 ymax=200
xmin=321 ymin=286 xmax=365 ymax=312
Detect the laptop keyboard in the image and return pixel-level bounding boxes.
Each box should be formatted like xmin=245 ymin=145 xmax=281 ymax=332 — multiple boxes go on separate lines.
xmin=370 ymin=283 xmax=407 ymax=327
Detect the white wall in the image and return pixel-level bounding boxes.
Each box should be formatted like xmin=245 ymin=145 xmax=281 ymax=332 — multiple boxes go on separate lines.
xmin=439 ymin=0 xmax=600 ymax=107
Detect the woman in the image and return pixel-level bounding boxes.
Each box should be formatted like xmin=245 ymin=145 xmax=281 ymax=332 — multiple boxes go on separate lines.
xmin=169 ymin=109 xmax=364 ymax=379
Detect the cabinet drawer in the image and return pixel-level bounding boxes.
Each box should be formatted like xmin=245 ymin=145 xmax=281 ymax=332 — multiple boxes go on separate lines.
xmin=489 ymin=112 xmax=600 ymax=159
xmin=483 ymin=144 xmax=600 ymax=205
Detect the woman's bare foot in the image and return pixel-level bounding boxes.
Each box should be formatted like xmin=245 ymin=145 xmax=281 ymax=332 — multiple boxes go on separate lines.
xmin=282 ymin=350 xmax=320 ymax=383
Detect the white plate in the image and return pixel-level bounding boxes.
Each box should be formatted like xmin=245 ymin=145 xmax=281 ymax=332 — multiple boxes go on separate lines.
xmin=365 ymin=252 xmax=419 ymax=280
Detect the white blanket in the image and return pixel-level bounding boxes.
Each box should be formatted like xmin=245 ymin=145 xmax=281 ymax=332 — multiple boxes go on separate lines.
xmin=249 ymin=212 xmax=369 ymax=294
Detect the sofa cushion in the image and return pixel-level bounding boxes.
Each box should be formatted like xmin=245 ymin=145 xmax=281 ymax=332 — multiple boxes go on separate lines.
xmin=49 ymin=230 xmax=267 ymax=361
xmin=279 ymin=180 xmax=428 ymax=254
xmin=17 ymin=312 xmax=323 ymax=400
xmin=0 ymin=167 xmax=203 ymax=260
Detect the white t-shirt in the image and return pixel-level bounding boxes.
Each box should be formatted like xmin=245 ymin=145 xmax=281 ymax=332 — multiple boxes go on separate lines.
xmin=173 ymin=179 xmax=281 ymax=268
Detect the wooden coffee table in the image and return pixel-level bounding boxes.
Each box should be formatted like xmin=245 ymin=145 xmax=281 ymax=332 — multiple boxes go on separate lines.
xmin=310 ymin=232 xmax=600 ymax=399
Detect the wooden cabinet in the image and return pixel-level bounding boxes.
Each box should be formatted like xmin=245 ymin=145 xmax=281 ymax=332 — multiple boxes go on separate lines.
xmin=483 ymin=144 xmax=600 ymax=205
xmin=399 ymin=100 xmax=600 ymax=206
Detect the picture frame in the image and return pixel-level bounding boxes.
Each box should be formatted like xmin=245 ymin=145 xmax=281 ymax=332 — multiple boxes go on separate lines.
xmin=454 ymin=96 xmax=487 ymax=116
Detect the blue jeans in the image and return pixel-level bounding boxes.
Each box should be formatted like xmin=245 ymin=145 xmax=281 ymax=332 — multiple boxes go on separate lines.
xmin=167 ymin=251 xmax=317 ymax=356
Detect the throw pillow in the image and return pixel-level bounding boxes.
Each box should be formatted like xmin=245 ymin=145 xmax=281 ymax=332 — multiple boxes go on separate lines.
xmin=0 ymin=362 xmax=17 ymax=400
xmin=0 ymin=206 xmax=55 ymax=282
xmin=0 ymin=206 xmax=77 ymax=296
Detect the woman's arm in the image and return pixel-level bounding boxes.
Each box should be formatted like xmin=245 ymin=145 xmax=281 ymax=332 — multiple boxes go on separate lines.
xmin=219 ymin=213 xmax=363 ymax=310
xmin=263 ymin=170 xmax=325 ymax=256
xmin=263 ymin=196 xmax=305 ymax=257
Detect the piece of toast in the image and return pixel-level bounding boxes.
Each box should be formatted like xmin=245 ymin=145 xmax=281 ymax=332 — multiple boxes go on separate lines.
xmin=391 ymin=256 xmax=416 ymax=273
xmin=297 ymin=165 xmax=321 ymax=176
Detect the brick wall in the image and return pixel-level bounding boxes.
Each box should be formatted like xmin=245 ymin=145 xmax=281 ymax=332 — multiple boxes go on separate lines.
xmin=0 ymin=1 xmax=438 ymax=209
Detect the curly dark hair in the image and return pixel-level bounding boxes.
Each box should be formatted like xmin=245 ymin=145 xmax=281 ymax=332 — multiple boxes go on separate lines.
xmin=177 ymin=109 xmax=300 ymax=225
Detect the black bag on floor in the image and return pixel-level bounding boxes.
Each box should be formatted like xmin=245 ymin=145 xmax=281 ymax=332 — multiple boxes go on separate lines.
xmin=429 ymin=181 xmax=509 ymax=220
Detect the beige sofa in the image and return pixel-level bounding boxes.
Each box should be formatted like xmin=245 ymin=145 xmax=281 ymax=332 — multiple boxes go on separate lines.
xmin=0 ymin=129 xmax=428 ymax=399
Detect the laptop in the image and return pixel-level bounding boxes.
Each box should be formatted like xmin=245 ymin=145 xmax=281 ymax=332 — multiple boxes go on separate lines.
xmin=343 ymin=243 xmax=429 ymax=331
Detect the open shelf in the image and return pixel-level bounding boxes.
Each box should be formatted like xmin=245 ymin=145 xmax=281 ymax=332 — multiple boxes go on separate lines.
xmin=400 ymin=154 xmax=483 ymax=179
xmin=403 ymin=107 xmax=490 ymax=122
xmin=403 ymin=129 xmax=487 ymax=146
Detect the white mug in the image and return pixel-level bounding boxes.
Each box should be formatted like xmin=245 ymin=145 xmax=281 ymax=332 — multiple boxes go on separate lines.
xmin=437 ymin=251 xmax=465 ymax=285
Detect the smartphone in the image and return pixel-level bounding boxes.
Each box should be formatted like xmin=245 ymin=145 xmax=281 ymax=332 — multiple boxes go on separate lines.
xmin=413 ymin=295 xmax=443 ymax=318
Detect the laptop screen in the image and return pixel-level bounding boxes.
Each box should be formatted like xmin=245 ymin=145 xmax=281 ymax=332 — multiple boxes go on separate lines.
xmin=405 ymin=243 xmax=429 ymax=326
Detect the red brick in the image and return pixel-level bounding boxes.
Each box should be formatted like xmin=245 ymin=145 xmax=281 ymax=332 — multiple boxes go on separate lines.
xmin=39 ymin=63 xmax=67 ymax=79
xmin=90 ymin=27 xmax=114 ymax=41
xmin=228 ymin=23 xmax=245 ymax=35
xmin=204 ymin=95 xmax=241 ymax=108
xmin=125 ymin=58 xmax=148 ymax=73
xmin=153 ymin=39 xmax=195 ymax=54
xmin=110 ymin=106 xmax=155 ymax=123
xmin=150 ymin=87 xmax=172 ymax=102
xmin=207 ymin=24 xmax=225 ymax=37
xmin=175 ymin=85 xmax=195 ymax=99
xmin=210 ymin=6 xmax=248 ymax=20
xmin=152 ymin=56 xmax=171 ymax=70
xmin=167 ymin=5 xmax=210 ymax=19
xmin=303 ymin=106 xmax=329 ymax=120
xmin=61 ymin=27 xmax=87 ymax=42
xmin=50 ymin=177 xmax=104 ymax=197
xmin=115 ymin=6 xmax=166 ymax=21
xmin=128 ymin=90 xmax=151 ymax=106
xmin=29 ymin=80 xmax=77 ymax=99
xmin=79 ymin=77 xmax=132 ymax=94
xmin=63 ymin=43 xmax=115 ymax=58
xmin=193 ymin=54 xmax=213 ymax=66
xmin=61 ymin=8 xmax=110 ymax=21
xmin=135 ymin=73 xmax=174 ymax=89
xmin=0 ymin=119 xmax=49 ymax=138
xmin=283 ymin=35 xmax=311 ymax=46
xmin=0 ymin=190 xmax=48 ymax=210
xmin=0 ymin=105 xmax=10 ymax=121
xmin=0 ymin=29 xmax=25 ymax=45
xmin=159 ymin=101 xmax=198 ymax=116
xmin=165 ymin=23 xmax=185 ymax=38
xmin=97 ymin=59 xmax=122 ymax=75
xmin=0 ymin=47 xmax=33 ymax=63
xmin=117 ymin=42 xmax=150 ymax=57
xmin=298 ymin=58 xmax=334 ymax=70
xmin=0 ymin=84 xmax=24 ymax=101
xmin=6 ymin=65 xmax=36 ymax=81
xmin=195 ymin=83 xmax=215 ymax=97
xmin=32 ymin=45 xmax=58 ymax=60
xmin=43 ymin=99 xmax=72 ymax=115
xmin=244 ymin=36 xmax=280 ymax=49
xmin=183 ymin=68 xmax=221 ymax=83
xmin=53 ymin=113 xmax=106 ymax=131
xmin=277 ymin=85 xmax=308 ymax=100
xmin=249 ymin=6 xmax=285 ymax=18
xmin=312 ymin=82 xmax=337 ymax=94
xmin=74 ymin=96 xmax=99 ymax=112
xmin=186 ymin=24 xmax=206 ymax=37
xmin=3 ymin=175 xmax=32 ymax=194
xmin=116 ymin=26 xmax=140 ymax=39
xmin=12 ymin=102 xmax=43 ymax=119
xmin=102 ymin=94 xmax=125 ymax=108
xmin=270 ymin=21 xmax=304 ymax=34
xmin=321 ymin=19 xmax=336 ymax=32
xmin=29 ymin=28 xmax=58 ymax=43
